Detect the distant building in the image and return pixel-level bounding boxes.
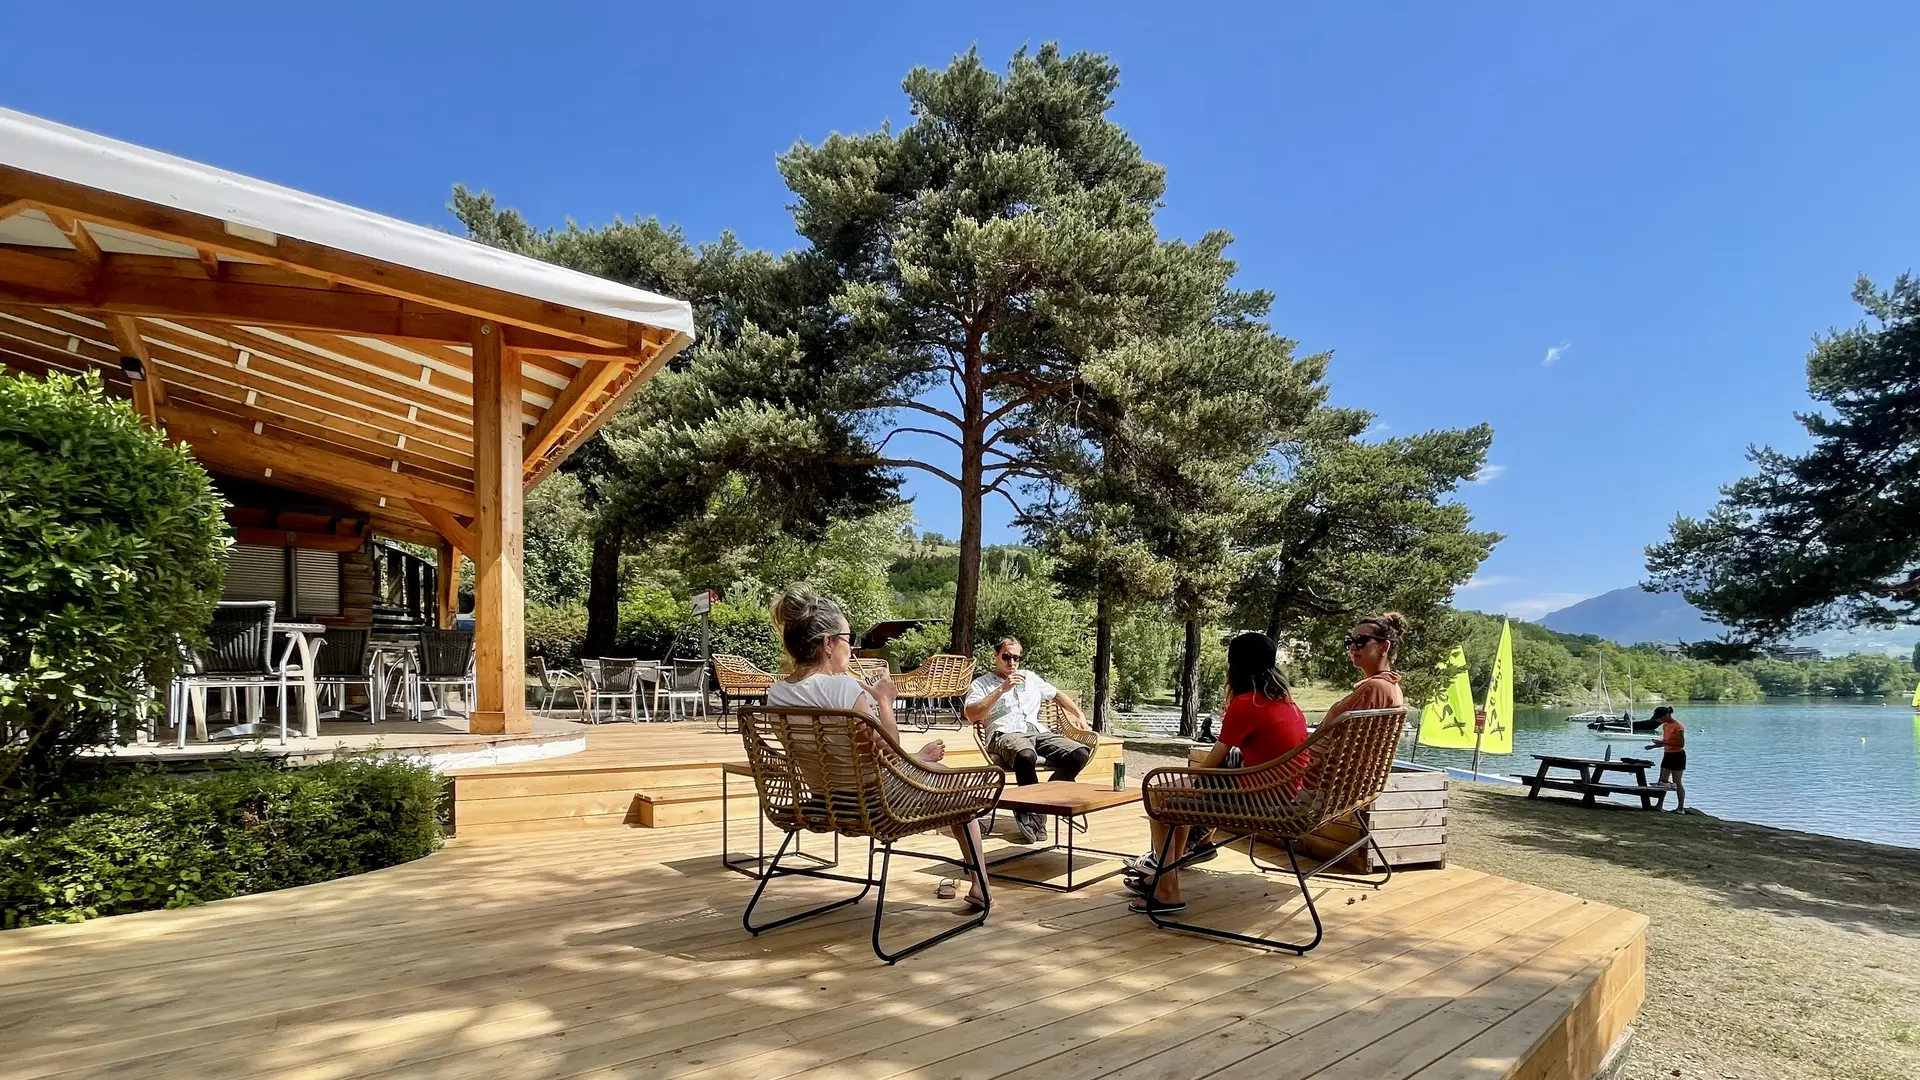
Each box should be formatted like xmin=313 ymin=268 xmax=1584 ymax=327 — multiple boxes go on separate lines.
xmin=1644 ymin=642 xmax=1687 ymax=658
xmin=1763 ymin=645 xmax=1823 ymax=662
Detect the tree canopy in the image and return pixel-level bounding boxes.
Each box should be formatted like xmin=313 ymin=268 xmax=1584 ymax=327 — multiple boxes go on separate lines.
xmin=779 ymin=44 xmax=1254 ymax=652
xmin=1647 ymin=275 xmax=1920 ymax=646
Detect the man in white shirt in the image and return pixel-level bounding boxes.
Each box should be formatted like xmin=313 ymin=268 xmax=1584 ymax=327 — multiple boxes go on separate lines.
xmin=964 ymin=636 xmax=1091 ymax=843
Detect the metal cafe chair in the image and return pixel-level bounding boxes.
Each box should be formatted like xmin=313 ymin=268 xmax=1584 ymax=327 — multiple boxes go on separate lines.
xmin=587 ymin=658 xmax=646 ymax=722
xmin=530 ymin=655 xmax=584 ymax=716
xmin=660 ymin=657 xmax=709 ymax=721
xmin=409 ymin=628 xmax=475 ymax=721
xmin=313 ymin=628 xmax=376 ymax=722
xmin=172 ymin=601 xmax=300 ymax=747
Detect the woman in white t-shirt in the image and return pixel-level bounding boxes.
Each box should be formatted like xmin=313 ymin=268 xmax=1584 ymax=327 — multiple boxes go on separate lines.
xmin=766 ymin=585 xmax=989 ymax=910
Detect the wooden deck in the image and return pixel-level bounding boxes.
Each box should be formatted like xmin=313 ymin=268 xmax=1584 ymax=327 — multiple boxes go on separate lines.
xmin=0 ymin=805 xmax=1645 ymax=1079
xmin=446 ymin=721 xmax=1125 ymax=836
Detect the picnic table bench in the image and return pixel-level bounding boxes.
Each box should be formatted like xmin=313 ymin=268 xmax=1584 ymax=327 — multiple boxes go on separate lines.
xmin=1514 ymin=754 xmax=1668 ymax=810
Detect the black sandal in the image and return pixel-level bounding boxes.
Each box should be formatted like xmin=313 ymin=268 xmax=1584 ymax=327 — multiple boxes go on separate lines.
xmin=1128 ymin=896 xmax=1187 ymax=915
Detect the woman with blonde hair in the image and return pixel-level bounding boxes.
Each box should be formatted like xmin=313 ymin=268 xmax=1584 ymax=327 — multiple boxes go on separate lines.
xmin=763 ymin=584 xmax=989 ymax=910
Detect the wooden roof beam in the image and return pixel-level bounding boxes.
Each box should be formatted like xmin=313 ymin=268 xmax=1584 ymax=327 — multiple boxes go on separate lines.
xmin=40 ymin=208 xmax=103 ymax=266
xmin=0 ymin=171 xmax=637 ymax=349
xmin=524 ymin=330 xmax=688 ymax=488
xmin=196 ymin=249 xmax=222 ymax=280
xmin=408 ymin=500 xmax=477 ymax=559
xmin=106 ymin=315 xmax=167 ymax=407
xmin=159 ymin=399 xmax=476 ymax=518
xmin=520 ymin=358 xmax=627 ymax=474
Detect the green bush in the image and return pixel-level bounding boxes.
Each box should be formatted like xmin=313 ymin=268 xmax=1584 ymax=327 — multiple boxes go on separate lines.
xmin=615 ymin=584 xmax=779 ymax=667
xmin=0 ymin=372 xmax=228 ymax=806
xmin=0 ymin=757 xmax=444 ymax=928
xmin=1112 ymin=608 xmax=1176 ymax=709
xmin=525 ymin=602 xmax=589 ymax=666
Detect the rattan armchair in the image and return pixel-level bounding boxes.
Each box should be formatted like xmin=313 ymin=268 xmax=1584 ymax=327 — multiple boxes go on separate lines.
xmin=1138 ymin=706 xmax=1409 ymax=954
xmin=893 ymin=653 xmax=976 ymax=730
xmin=711 ymin=654 xmax=776 ymax=730
xmin=971 ymin=697 xmax=1099 ymax=758
xmin=738 ymin=705 xmax=1005 ymax=964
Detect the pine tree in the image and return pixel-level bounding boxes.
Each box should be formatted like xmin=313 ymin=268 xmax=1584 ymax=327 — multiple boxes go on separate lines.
xmin=780 ymin=45 xmax=1243 ymax=653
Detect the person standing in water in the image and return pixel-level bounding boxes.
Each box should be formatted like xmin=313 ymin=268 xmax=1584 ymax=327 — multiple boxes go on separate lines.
xmin=1646 ymin=706 xmax=1686 ymax=811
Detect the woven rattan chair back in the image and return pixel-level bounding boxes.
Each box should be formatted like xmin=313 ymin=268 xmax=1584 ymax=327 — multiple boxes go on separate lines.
xmin=851 ymin=658 xmax=890 ymax=683
xmin=712 ymin=654 xmax=776 ymax=696
xmin=740 ymin=706 xmax=1005 ymax=844
xmin=897 ymin=653 xmax=974 ymax=698
xmin=201 ymin=602 xmax=277 ymax=674
xmin=415 ymin=629 xmax=474 ymax=679
xmin=313 ymin=628 xmax=371 ymax=679
xmin=1142 ymin=707 xmax=1407 ymax=838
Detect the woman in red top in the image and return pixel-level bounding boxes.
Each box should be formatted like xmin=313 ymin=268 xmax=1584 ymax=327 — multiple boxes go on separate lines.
xmin=1129 ymin=632 xmax=1309 ymax=914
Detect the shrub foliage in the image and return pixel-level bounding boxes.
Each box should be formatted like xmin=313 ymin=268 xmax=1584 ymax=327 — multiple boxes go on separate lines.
xmin=0 ymin=373 xmax=228 ymax=805
xmin=1 ymin=757 xmax=445 ymax=928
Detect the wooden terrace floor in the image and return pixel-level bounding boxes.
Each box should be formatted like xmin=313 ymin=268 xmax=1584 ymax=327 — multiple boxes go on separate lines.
xmin=0 ymin=803 xmax=1643 ymax=1079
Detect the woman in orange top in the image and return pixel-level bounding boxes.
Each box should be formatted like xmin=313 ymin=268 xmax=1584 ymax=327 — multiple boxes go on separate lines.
xmin=1325 ymin=612 xmax=1409 ymax=722
xmin=1645 ymin=706 xmax=1686 ymax=811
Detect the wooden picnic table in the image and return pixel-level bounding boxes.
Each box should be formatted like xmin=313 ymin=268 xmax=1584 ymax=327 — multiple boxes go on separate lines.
xmin=1515 ymin=753 xmax=1667 ymax=809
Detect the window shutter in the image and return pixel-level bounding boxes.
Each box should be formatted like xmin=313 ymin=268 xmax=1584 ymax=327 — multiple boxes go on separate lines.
xmin=294 ymin=550 xmax=342 ymax=617
xmin=223 ymin=544 xmax=286 ymax=603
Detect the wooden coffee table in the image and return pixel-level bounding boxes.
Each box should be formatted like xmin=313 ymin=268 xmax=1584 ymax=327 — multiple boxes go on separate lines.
xmin=988 ymin=781 xmax=1142 ymax=892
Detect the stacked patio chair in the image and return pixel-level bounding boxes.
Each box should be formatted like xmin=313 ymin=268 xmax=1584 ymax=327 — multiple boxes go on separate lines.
xmin=893 ymin=653 xmax=976 ymax=731
xmin=529 ymin=656 xmax=583 ymax=716
xmin=171 ymin=600 xmax=301 ymax=747
xmin=1138 ymin=706 xmax=1408 ymax=955
xmin=409 ymin=628 xmax=475 ymax=721
xmin=737 ymin=705 xmax=1004 ymax=964
xmin=313 ymin=628 xmax=375 ymax=722
xmin=711 ymin=654 xmax=776 ymax=730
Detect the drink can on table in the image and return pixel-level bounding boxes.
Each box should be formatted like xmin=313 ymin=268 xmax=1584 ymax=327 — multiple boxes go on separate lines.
xmin=1113 ymin=760 xmax=1126 ymax=790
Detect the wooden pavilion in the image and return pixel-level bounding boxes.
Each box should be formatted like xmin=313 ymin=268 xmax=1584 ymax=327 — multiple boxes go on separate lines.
xmin=0 ymin=107 xmax=695 ymax=735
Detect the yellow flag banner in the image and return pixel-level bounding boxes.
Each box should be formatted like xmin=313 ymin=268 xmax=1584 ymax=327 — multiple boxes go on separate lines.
xmin=1480 ymin=621 xmax=1515 ymax=755
xmin=1418 ymin=646 xmax=1477 ymax=749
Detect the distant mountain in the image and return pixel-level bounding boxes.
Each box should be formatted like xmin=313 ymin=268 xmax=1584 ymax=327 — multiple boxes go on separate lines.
xmin=1538 ymin=587 xmax=1920 ymax=656
xmin=1539 ymin=588 xmax=1722 ymax=645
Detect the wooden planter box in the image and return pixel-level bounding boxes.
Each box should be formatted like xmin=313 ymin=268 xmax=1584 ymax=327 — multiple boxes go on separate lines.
xmin=1186 ymin=750 xmax=1448 ymax=872
xmin=1298 ymin=766 xmax=1447 ymax=872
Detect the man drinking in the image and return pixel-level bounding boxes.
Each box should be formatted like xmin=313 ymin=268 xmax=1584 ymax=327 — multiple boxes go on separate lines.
xmin=964 ymin=636 xmax=1091 ymax=843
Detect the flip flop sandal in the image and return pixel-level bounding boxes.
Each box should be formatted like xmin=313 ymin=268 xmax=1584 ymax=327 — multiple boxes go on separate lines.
xmin=936 ymin=878 xmax=958 ymax=900
xmin=963 ymin=893 xmax=988 ymax=913
xmin=1128 ymin=896 xmax=1187 ymax=915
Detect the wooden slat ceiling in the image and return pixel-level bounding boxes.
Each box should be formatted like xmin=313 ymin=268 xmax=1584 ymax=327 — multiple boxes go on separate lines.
xmin=0 ymin=187 xmax=684 ymax=548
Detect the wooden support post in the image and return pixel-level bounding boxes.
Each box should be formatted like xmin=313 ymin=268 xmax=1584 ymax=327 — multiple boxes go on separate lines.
xmin=469 ymin=321 xmax=527 ymax=734
xmin=436 ymin=540 xmax=459 ymax=630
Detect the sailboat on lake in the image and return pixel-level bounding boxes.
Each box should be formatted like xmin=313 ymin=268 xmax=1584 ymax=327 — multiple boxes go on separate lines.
xmin=1567 ymin=658 xmax=1618 ymax=724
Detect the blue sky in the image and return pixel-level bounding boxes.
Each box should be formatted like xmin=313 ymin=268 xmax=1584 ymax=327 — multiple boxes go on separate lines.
xmin=7 ymin=3 xmax=1916 ymax=621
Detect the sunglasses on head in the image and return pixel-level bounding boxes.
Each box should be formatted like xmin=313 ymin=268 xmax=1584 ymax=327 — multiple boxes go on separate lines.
xmin=1000 ymin=651 xmax=1023 ymax=662
xmin=1344 ymin=633 xmax=1386 ymax=649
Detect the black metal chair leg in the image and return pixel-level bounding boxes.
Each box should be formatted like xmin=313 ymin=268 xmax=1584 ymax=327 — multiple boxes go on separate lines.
xmin=869 ymin=832 xmax=991 ymax=965
xmin=743 ymin=831 xmax=877 ymax=936
xmin=1145 ymin=831 xmax=1325 ymax=955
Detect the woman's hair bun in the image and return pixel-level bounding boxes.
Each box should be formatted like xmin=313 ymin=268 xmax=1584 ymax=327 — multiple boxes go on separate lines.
xmin=771 ymin=583 xmax=823 ymax=634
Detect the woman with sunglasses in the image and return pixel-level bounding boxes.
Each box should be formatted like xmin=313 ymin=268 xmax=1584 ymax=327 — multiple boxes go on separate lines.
xmin=1324 ymin=612 xmax=1409 ymax=722
xmin=765 ymin=584 xmax=990 ymax=910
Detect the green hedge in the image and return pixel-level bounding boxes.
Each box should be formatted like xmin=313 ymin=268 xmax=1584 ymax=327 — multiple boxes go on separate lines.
xmin=1 ymin=757 xmax=445 ymax=929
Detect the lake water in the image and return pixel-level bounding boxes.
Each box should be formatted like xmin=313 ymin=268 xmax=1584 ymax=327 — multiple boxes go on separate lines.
xmin=1402 ymin=701 xmax=1920 ymax=849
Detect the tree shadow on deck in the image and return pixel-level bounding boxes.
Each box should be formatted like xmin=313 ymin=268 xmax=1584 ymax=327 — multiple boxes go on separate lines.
xmin=1449 ymin=784 xmax=1920 ymax=938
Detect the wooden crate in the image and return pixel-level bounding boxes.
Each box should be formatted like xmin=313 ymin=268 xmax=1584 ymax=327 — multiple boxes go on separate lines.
xmin=1185 ymin=749 xmax=1447 ymax=872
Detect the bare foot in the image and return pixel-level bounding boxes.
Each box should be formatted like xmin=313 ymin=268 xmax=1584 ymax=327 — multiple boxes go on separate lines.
xmin=916 ymin=740 xmax=947 ymax=763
